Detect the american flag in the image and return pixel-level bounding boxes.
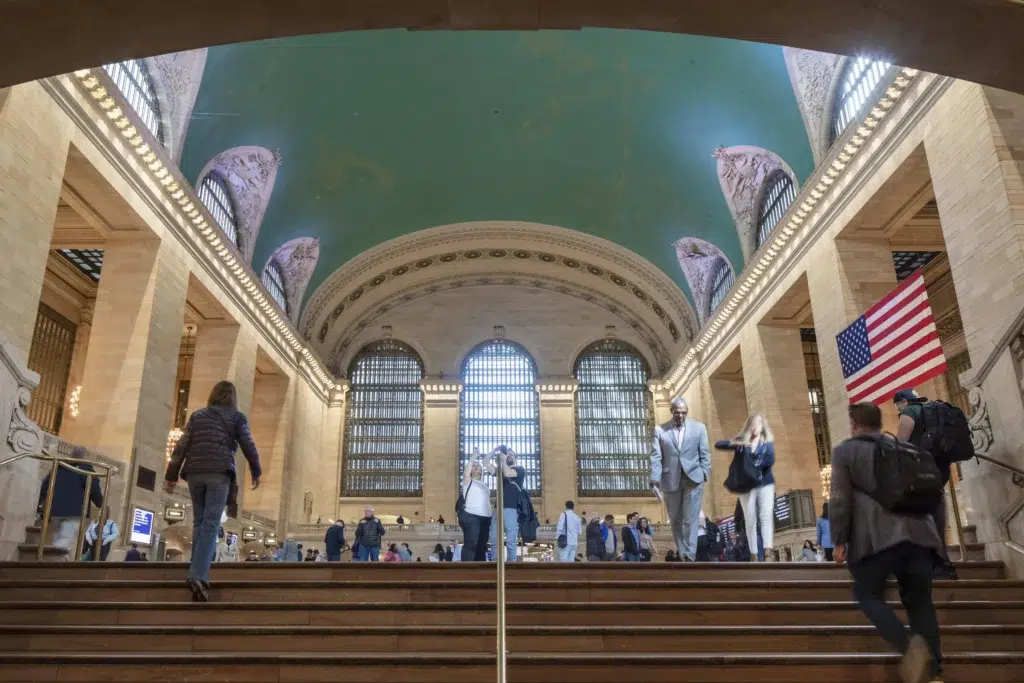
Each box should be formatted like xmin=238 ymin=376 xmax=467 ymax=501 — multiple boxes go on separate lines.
xmin=836 ymin=272 xmax=947 ymax=405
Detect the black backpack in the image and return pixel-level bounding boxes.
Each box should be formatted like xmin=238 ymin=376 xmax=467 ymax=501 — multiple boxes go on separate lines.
xmin=919 ymin=400 xmax=975 ymax=464
xmin=510 ymin=479 xmax=540 ymax=543
xmin=853 ymin=433 xmax=944 ymax=515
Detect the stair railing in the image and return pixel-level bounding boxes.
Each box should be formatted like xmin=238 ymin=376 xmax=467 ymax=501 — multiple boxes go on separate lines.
xmin=0 ymin=450 xmax=118 ymax=560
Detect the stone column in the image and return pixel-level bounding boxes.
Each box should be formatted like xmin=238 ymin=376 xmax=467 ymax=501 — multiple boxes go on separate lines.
xmin=68 ymin=237 xmax=189 ymax=531
xmin=316 ymin=383 xmax=348 ymax=526
xmin=700 ymin=373 xmax=749 ymax=520
xmin=244 ymin=371 xmax=289 ymax=524
xmin=0 ymin=82 xmax=72 ymax=361
xmin=185 ymin=321 xmax=258 ymax=514
xmin=420 ymin=380 xmax=461 ymax=523
xmin=649 ymin=382 xmax=672 ymax=425
xmin=537 ymin=378 xmax=578 ymax=519
xmin=740 ymin=324 xmax=821 ymax=512
xmin=59 ymin=300 xmax=93 ymax=438
xmin=806 ymin=237 xmax=899 ymax=443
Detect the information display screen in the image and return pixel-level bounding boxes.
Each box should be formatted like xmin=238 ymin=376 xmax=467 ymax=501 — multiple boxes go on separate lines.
xmin=131 ymin=507 xmax=155 ymax=545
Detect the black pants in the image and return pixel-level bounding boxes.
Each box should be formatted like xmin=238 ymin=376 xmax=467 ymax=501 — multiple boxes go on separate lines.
xmin=460 ymin=512 xmax=491 ymax=561
xmin=824 ymin=547 xmax=834 ymax=561
xmin=850 ymin=542 xmax=942 ymax=677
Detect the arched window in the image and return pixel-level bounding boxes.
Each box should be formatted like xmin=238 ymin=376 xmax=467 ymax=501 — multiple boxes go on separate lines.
xmin=103 ymin=60 xmax=164 ymax=144
xmin=342 ymin=340 xmax=424 ymax=497
xmin=459 ymin=340 xmax=541 ymax=495
xmin=830 ymin=57 xmax=892 ymax=144
xmin=574 ymin=339 xmax=653 ymax=496
xmin=261 ymin=261 xmax=287 ymax=313
xmin=756 ymin=170 xmax=796 ymax=248
xmin=708 ymin=260 xmax=734 ymax=315
xmin=197 ymin=173 xmax=239 ymax=248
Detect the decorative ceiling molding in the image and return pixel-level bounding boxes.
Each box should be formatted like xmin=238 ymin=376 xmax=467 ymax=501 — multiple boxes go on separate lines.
xmin=672 ymin=237 xmax=734 ymax=326
xmin=301 ymin=221 xmax=696 ymax=347
xmin=197 ymin=146 xmax=281 ymax=264
xmin=713 ymin=145 xmax=798 ymax=264
xmin=327 ymin=272 xmax=674 ymax=377
xmin=146 ymin=49 xmax=207 ymax=165
xmin=267 ymin=237 xmax=320 ymax=325
xmin=783 ymin=48 xmax=842 ymax=165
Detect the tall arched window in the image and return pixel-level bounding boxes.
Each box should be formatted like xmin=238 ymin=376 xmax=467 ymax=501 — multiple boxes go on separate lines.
xmin=756 ymin=170 xmax=796 ymax=248
xmin=197 ymin=173 xmax=239 ymax=248
xmin=708 ymin=260 xmax=735 ymax=316
xmin=103 ymin=60 xmax=164 ymax=144
xmin=574 ymin=340 xmax=653 ymax=496
xmin=830 ymin=57 xmax=892 ymax=144
xmin=262 ymin=261 xmax=287 ymax=313
xmin=459 ymin=340 xmax=541 ymax=495
xmin=342 ymin=340 xmax=424 ymax=497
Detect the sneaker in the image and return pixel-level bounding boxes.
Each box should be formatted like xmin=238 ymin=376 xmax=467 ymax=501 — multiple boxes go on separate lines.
xmin=186 ymin=577 xmax=209 ymax=603
xmin=899 ymin=634 xmax=931 ymax=683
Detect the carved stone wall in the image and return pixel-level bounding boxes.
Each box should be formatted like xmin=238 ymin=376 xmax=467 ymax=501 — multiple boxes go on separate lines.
xmin=266 ymin=237 xmax=320 ymax=324
xmin=713 ymin=145 xmax=798 ymax=264
xmin=196 ymin=146 xmax=281 ymax=264
xmin=147 ymin=49 xmax=208 ymax=165
xmin=671 ymin=237 xmax=734 ymax=325
xmin=782 ymin=48 xmax=843 ymax=165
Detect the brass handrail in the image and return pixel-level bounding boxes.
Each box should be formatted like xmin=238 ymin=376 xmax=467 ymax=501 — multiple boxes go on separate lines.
xmin=0 ymin=451 xmax=118 ymax=561
xmin=494 ymin=449 xmax=507 ymax=683
xmin=975 ymin=452 xmax=1024 ymax=478
xmin=948 ymin=451 xmax=1024 ymax=562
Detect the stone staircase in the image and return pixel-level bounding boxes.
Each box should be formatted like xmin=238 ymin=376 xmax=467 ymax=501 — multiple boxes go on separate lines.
xmin=0 ymin=559 xmax=1022 ymax=682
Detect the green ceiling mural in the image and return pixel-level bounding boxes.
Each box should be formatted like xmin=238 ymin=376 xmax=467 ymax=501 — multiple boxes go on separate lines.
xmin=180 ymin=29 xmax=815 ymax=308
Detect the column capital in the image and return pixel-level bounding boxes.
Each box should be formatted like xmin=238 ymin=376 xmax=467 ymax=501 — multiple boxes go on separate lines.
xmin=329 ymin=379 xmax=349 ymax=408
xmin=536 ymin=377 xmax=577 ymax=406
xmin=647 ymin=380 xmax=672 ymax=406
xmin=420 ymin=377 xmax=462 ymax=407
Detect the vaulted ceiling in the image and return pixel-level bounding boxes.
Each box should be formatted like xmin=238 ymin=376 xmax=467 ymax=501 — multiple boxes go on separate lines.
xmin=178 ymin=29 xmax=816 ymax=309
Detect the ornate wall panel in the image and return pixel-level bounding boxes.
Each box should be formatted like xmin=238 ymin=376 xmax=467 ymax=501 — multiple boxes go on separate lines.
xmin=782 ymin=48 xmax=843 ymax=165
xmin=266 ymin=237 xmax=320 ymax=324
xmin=147 ymin=49 xmax=207 ymax=165
xmin=671 ymin=237 xmax=735 ymax=325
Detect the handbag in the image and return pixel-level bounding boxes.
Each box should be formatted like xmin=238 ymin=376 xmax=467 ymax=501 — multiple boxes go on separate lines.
xmin=557 ymin=512 xmax=568 ymax=549
xmin=724 ymin=444 xmax=761 ymax=494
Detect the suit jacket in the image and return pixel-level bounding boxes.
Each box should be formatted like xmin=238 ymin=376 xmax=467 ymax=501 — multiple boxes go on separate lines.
xmin=651 ymin=419 xmax=711 ymax=492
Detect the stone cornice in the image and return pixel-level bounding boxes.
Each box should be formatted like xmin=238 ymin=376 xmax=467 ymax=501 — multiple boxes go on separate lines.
xmin=666 ymin=69 xmax=951 ymax=397
xmin=42 ymin=72 xmax=337 ymax=401
xmin=537 ymin=379 xmax=577 ymax=406
xmin=420 ymin=379 xmax=462 ymax=407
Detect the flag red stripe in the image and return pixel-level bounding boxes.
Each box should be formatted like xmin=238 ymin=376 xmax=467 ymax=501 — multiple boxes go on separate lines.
xmin=867 ymin=297 xmax=930 ymax=343
xmin=847 ymin=325 xmax=938 ymax=392
xmin=866 ymin=272 xmax=924 ymax=319
xmin=848 ymin=344 xmax=945 ymax=403
xmin=866 ymin=362 xmax=949 ymax=406
xmin=866 ymin=314 xmax=936 ymax=363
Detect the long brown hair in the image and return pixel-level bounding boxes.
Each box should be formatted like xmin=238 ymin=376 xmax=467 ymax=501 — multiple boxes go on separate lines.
xmin=735 ymin=413 xmax=773 ymax=445
xmin=208 ymin=381 xmax=238 ymax=410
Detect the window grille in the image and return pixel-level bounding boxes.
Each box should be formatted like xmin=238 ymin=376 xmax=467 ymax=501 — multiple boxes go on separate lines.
xmin=26 ymin=303 xmax=77 ymax=434
xmin=830 ymin=57 xmax=892 ymax=144
xmin=756 ymin=171 xmax=796 ymax=248
xmin=574 ymin=339 xmax=653 ymax=496
xmin=708 ymin=261 xmax=735 ymax=315
xmin=103 ymin=60 xmax=164 ymax=144
xmin=802 ymin=328 xmax=832 ymax=467
xmin=892 ymin=251 xmax=939 ymax=281
xmin=459 ymin=340 xmax=541 ymax=495
xmin=197 ymin=173 xmax=239 ymax=248
xmin=262 ymin=261 xmax=287 ymax=312
xmin=58 ymin=249 xmax=103 ymax=281
xmin=342 ymin=340 xmax=425 ymax=497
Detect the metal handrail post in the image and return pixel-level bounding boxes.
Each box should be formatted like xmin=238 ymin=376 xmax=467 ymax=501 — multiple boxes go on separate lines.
xmin=495 ymin=455 xmax=506 ymax=683
xmin=37 ymin=458 xmax=59 ymax=560
xmin=947 ymin=469 xmax=968 ymax=562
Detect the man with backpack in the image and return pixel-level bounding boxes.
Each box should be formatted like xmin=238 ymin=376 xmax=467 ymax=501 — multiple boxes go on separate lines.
xmin=895 ymin=388 xmax=974 ymax=579
xmin=831 ymin=402 xmax=944 ymax=683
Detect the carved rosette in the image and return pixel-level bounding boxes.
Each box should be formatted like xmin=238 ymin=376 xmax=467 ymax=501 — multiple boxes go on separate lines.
xmin=967 ymin=387 xmax=994 ymax=455
xmin=712 ymin=145 xmax=798 ymax=263
xmin=782 ymin=48 xmax=842 ymax=164
xmin=671 ymin=237 xmax=733 ymax=325
xmin=267 ymin=237 xmax=320 ymax=323
xmin=198 ymin=146 xmax=282 ymax=264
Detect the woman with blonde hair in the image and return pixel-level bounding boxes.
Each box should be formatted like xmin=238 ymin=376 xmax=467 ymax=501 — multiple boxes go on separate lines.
xmin=457 ymin=449 xmax=492 ymax=561
xmin=717 ymin=413 xmax=775 ymax=562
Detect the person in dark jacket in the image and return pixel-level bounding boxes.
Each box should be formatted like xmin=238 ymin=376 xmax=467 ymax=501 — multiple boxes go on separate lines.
xmin=585 ymin=516 xmax=605 ymax=561
xmin=324 ymin=519 xmax=347 ymax=561
xmin=354 ymin=506 xmax=385 ymax=562
xmin=164 ymin=381 xmax=261 ymax=602
xmin=124 ymin=543 xmax=143 ymax=561
xmin=37 ymin=446 xmax=103 ymax=553
xmin=621 ymin=512 xmax=643 ymax=562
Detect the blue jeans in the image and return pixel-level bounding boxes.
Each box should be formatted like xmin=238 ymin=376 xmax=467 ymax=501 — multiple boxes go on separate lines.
xmin=186 ymin=472 xmax=231 ymax=584
xmin=623 ymin=552 xmax=642 ymax=562
xmin=358 ymin=545 xmax=380 ymax=562
xmin=489 ymin=508 xmax=519 ymax=561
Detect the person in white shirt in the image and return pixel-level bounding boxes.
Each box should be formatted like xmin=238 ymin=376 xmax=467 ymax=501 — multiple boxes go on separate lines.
xmin=216 ymin=535 xmax=239 ymax=563
xmin=555 ymin=501 xmax=582 ymax=562
xmin=458 ymin=450 xmax=493 ymax=561
xmin=83 ymin=510 xmax=118 ymax=561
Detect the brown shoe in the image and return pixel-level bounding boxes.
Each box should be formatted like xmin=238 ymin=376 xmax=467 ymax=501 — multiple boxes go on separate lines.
xmin=899 ymin=634 xmax=930 ymax=683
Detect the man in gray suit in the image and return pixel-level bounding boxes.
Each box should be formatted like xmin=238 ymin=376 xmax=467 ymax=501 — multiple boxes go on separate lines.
xmin=650 ymin=398 xmax=711 ymax=561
